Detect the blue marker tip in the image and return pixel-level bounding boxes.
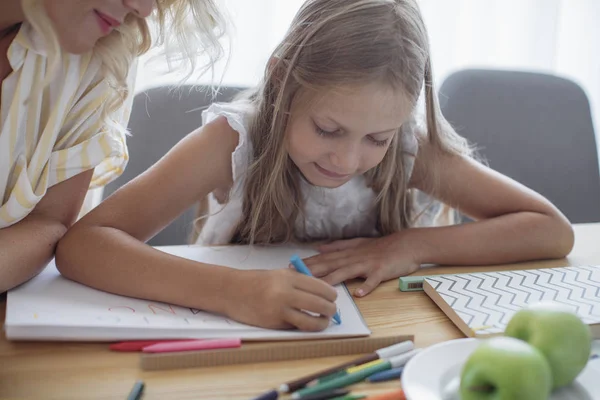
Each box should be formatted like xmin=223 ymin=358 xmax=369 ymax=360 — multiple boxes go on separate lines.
xmin=290 ymin=254 xmax=342 ymax=325
xmin=290 ymin=254 xmax=311 ymax=275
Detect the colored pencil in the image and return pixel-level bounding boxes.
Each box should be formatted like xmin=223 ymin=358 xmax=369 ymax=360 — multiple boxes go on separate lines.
xmin=290 ymin=255 xmax=341 ymax=324
xmin=346 ymin=359 xmax=384 ymax=374
xmin=126 ymin=380 xmax=145 ymax=400
xmin=251 ymin=389 xmax=278 ymax=400
xmin=312 ymin=359 xmax=384 ymax=386
xmin=292 ymin=350 xmax=419 ymax=399
xmin=280 ymin=340 xmax=413 ymax=393
xmin=366 ymin=367 xmax=404 ymax=383
xmin=309 ymin=370 xmax=347 ymax=386
xmin=142 ymin=338 xmax=241 ymax=353
xmin=110 ymin=340 xmax=187 ymax=352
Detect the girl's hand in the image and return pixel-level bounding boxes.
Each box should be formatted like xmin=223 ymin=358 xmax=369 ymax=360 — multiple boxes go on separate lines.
xmin=304 ymin=232 xmax=421 ymax=297
xmin=225 ymin=269 xmax=338 ymax=331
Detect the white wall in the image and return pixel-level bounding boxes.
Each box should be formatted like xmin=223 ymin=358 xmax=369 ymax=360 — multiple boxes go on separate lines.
xmin=136 ymin=0 xmax=600 ymax=148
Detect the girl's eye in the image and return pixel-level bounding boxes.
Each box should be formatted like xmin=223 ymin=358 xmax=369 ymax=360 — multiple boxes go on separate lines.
xmin=314 ymin=123 xmax=339 ymax=137
xmin=367 ymin=135 xmax=389 ymax=147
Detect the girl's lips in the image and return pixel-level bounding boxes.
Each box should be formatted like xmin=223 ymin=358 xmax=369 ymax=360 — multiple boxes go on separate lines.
xmin=314 ymin=163 xmax=351 ymax=179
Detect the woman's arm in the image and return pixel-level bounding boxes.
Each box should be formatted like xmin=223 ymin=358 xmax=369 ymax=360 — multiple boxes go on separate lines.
xmin=0 ymin=169 xmax=93 ymax=292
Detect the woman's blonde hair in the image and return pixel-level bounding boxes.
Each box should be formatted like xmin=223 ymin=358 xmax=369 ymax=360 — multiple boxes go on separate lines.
xmin=21 ymin=0 xmax=225 ymax=128
xmin=219 ymin=0 xmax=471 ymax=245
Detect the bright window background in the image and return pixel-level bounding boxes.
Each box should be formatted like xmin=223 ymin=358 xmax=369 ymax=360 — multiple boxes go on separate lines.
xmin=136 ymin=0 xmax=600 ymax=151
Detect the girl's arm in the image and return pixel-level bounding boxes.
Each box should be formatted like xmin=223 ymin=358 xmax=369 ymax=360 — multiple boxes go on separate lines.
xmin=56 ymin=117 xmax=337 ymax=331
xmin=0 ymin=170 xmax=93 ymax=293
xmin=404 ymin=141 xmax=574 ymax=264
xmin=305 ymin=139 xmax=574 ymax=296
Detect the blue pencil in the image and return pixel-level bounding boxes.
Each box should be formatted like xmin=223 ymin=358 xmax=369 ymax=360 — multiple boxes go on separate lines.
xmin=127 ymin=380 xmax=145 ymax=400
xmin=366 ymin=367 xmax=404 ymax=382
xmin=290 ymin=255 xmax=342 ymax=324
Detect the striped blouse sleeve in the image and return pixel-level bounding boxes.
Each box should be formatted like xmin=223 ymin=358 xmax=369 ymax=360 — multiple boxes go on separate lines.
xmin=48 ymin=58 xmax=134 ymax=189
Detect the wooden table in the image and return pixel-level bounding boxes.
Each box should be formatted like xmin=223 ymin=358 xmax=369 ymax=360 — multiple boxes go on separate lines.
xmin=1 ymin=223 xmax=599 ymax=400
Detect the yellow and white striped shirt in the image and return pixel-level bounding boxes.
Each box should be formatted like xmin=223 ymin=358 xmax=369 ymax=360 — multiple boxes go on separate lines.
xmin=0 ymin=22 xmax=132 ymax=228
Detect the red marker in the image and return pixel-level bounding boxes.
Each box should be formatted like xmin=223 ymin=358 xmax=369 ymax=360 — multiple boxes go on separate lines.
xmin=142 ymin=338 xmax=242 ymax=353
xmin=109 ymin=340 xmax=190 ymax=352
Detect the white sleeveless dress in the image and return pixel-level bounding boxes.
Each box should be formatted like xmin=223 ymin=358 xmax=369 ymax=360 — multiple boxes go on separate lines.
xmin=196 ymin=101 xmax=420 ymax=245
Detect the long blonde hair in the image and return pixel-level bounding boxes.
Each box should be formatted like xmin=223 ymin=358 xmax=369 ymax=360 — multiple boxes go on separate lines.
xmin=228 ymin=0 xmax=471 ymax=244
xmin=21 ymin=0 xmax=225 ymax=127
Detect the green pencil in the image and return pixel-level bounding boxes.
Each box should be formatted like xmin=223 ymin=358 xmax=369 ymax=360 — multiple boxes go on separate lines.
xmin=312 ymin=370 xmax=347 ymax=385
xmin=292 ymin=350 xmax=419 ymax=399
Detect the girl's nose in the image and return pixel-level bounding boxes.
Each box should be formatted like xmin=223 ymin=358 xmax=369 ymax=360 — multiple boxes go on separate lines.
xmin=329 ymin=141 xmax=360 ymax=174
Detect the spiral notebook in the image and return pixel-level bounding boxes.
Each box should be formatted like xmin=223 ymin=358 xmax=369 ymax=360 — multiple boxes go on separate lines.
xmin=5 ymin=246 xmax=370 ymax=341
xmin=423 ymin=265 xmax=600 ymax=338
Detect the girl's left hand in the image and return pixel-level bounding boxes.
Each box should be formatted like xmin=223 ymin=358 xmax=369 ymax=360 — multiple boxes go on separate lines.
xmin=303 ymin=232 xmax=421 ymax=297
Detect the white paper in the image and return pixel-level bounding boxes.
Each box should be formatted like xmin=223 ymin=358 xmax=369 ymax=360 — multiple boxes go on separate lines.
xmin=5 ymin=245 xmax=370 ymax=341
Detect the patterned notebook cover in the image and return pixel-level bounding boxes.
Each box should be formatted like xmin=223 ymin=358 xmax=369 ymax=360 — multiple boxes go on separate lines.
xmin=423 ymin=266 xmax=600 ymax=338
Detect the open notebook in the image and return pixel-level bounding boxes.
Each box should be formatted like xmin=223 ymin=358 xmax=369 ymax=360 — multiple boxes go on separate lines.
xmin=5 ymin=246 xmax=370 ymax=341
xmin=424 ymin=265 xmax=600 ymax=338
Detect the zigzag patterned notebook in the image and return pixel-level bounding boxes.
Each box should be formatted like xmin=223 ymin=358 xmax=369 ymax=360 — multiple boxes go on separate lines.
xmin=423 ymin=266 xmax=600 ymax=338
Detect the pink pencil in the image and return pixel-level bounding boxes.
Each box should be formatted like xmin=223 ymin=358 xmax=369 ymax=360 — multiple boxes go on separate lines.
xmin=109 ymin=340 xmax=190 ymax=352
xmin=142 ymin=338 xmax=242 ymax=353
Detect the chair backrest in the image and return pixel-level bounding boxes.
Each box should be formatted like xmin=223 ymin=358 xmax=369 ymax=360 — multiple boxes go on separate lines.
xmin=103 ymin=85 xmax=245 ymax=245
xmin=439 ymin=69 xmax=600 ymax=223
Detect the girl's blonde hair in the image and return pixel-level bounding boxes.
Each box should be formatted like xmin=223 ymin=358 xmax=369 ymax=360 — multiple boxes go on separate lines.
xmin=230 ymin=0 xmax=471 ymax=244
xmin=21 ymin=0 xmax=225 ymax=127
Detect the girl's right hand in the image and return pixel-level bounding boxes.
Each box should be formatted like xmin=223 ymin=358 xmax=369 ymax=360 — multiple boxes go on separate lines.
xmin=225 ymin=269 xmax=338 ymax=331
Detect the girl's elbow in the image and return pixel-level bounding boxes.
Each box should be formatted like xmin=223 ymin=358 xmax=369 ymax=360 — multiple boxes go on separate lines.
xmin=547 ymin=215 xmax=575 ymax=259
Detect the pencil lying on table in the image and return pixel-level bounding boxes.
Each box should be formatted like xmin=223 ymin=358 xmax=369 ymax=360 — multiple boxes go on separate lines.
xmin=280 ymin=340 xmax=414 ymax=393
xmin=292 ymin=350 xmax=419 ymax=399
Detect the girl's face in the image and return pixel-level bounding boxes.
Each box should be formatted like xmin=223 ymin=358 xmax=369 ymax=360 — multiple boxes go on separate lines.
xmin=286 ymin=83 xmax=413 ymax=189
xmin=43 ymin=0 xmax=155 ymax=54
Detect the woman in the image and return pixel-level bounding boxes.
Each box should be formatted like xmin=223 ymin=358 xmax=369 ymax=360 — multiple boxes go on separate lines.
xmin=0 ymin=0 xmax=225 ymax=292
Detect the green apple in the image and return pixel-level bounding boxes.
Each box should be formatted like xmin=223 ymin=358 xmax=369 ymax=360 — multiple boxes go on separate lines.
xmin=504 ymin=302 xmax=592 ymax=389
xmin=460 ymin=337 xmax=552 ymax=400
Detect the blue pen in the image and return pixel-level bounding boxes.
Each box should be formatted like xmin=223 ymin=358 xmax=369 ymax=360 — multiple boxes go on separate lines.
xmin=290 ymin=254 xmax=342 ymax=325
xmin=366 ymin=366 xmax=404 ymax=382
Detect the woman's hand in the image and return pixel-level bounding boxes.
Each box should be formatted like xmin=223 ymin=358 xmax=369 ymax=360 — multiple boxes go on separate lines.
xmin=225 ymin=269 xmax=338 ymax=331
xmin=304 ymin=232 xmax=421 ymax=297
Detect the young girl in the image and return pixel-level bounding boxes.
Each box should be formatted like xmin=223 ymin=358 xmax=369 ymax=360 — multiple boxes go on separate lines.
xmin=0 ymin=0 xmax=224 ymax=293
xmin=56 ymin=0 xmax=574 ymax=332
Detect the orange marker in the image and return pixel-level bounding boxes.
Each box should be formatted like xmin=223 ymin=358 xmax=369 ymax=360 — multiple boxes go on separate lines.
xmin=364 ymin=388 xmax=406 ymax=400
